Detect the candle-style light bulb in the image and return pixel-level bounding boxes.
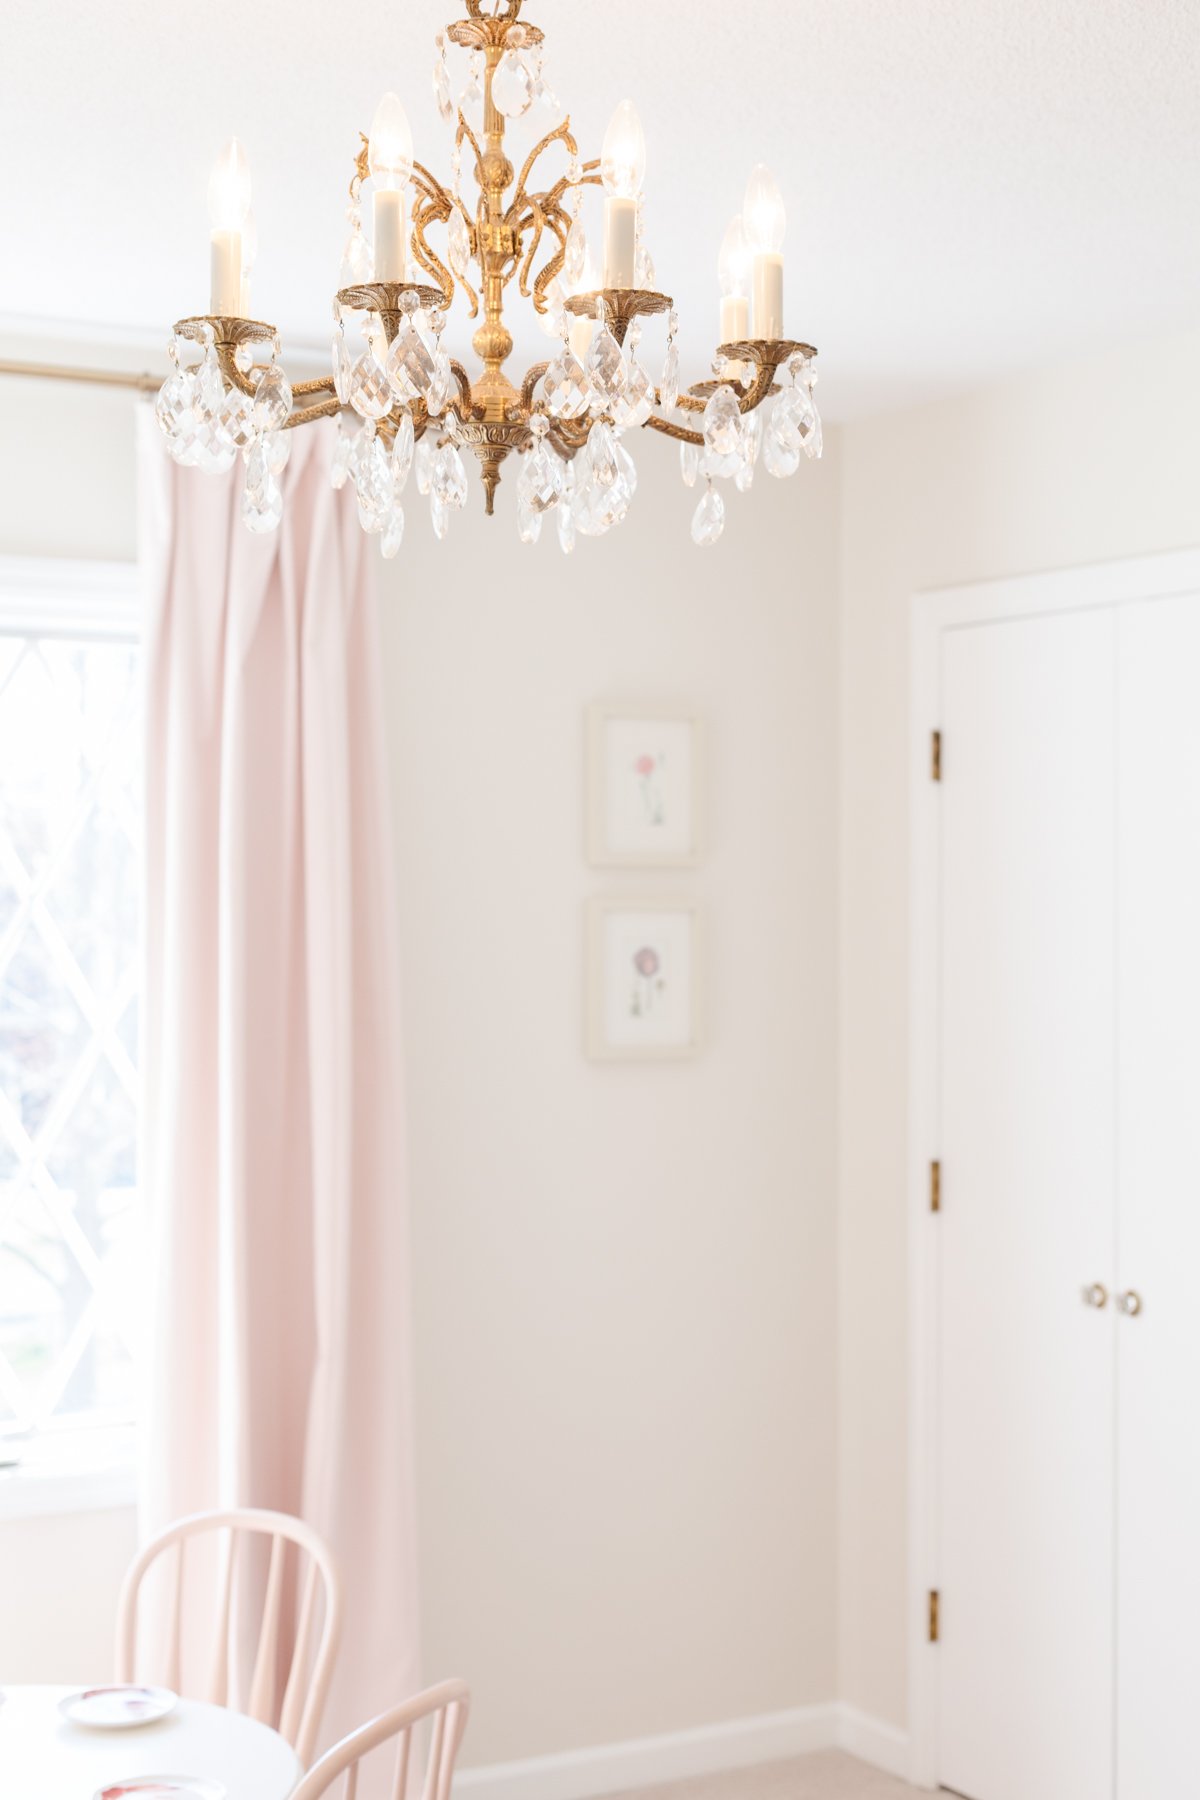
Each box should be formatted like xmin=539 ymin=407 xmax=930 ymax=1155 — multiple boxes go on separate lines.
xmin=717 ymin=214 xmax=751 ymax=348
xmin=208 ymin=137 xmax=251 ymax=317
xmin=601 ymin=99 xmax=646 ymax=198
xmin=601 ymin=99 xmax=645 ymax=289
xmin=743 ymin=164 xmax=786 ymax=341
xmin=743 ymin=164 xmax=786 ymax=255
xmin=368 ymin=92 xmax=413 ymax=282
xmin=368 ymin=92 xmax=414 ymax=190
xmin=569 ymin=247 xmax=599 ymax=362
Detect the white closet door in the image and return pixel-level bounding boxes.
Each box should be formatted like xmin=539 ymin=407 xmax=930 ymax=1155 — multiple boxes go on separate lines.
xmin=1116 ymin=592 xmax=1200 ymax=1798
xmin=939 ymin=611 xmax=1116 ymax=1800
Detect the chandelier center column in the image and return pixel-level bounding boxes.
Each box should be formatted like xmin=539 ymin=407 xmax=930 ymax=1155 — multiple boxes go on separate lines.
xmin=471 ymin=43 xmax=517 ymax=421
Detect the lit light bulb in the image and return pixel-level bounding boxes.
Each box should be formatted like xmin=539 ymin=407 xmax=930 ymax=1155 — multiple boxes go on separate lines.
xmin=601 ymin=100 xmax=646 ymax=198
xmin=241 ymin=208 xmax=258 ymax=275
xmin=369 ymin=92 xmax=414 ymax=191
xmin=718 ymin=215 xmax=751 ymax=297
xmin=208 ymin=138 xmax=252 ymax=232
xmin=743 ymin=164 xmax=786 ymax=256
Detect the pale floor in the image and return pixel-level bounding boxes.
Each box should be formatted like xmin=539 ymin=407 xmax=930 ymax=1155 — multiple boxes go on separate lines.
xmin=607 ymin=1752 xmax=918 ymax=1800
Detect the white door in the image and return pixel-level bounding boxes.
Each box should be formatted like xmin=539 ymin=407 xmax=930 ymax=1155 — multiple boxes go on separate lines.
xmin=938 ymin=610 xmax=1117 ymax=1800
xmin=1115 ymin=592 xmax=1200 ymax=1798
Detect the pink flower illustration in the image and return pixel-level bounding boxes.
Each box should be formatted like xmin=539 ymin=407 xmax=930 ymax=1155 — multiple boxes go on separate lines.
xmin=633 ymin=753 xmax=656 ymax=777
xmin=632 ymin=750 xmax=665 ymax=826
xmin=633 ymin=946 xmax=660 ymax=979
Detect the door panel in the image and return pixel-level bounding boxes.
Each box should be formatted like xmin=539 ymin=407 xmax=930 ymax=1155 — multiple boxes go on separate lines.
xmin=939 ymin=611 xmax=1116 ymax=1800
xmin=1115 ymin=593 xmax=1200 ymax=1798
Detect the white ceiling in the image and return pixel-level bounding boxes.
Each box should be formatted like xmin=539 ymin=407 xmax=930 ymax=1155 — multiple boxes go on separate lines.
xmin=1 ymin=0 xmax=1197 ymax=419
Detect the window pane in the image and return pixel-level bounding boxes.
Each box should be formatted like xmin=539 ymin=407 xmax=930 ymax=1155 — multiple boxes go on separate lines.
xmin=0 ymin=628 xmax=140 ymax=1439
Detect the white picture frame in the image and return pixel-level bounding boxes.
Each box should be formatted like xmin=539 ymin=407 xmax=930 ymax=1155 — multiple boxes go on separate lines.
xmin=586 ymin=702 xmax=703 ymax=868
xmin=585 ymin=896 xmax=703 ymax=1062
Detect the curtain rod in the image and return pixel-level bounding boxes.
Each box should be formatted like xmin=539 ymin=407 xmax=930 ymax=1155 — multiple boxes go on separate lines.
xmin=0 ymin=357 xmax=163 ymax=395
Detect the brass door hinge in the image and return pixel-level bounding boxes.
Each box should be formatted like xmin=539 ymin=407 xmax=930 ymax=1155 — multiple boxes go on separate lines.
xmin=929 ymin=1589 xmax=940 ymax=1643
xmin=930 ymin=1160 xmax=941 ymax=1214
xmin=931 ymin=730 xmax=942 ymax=782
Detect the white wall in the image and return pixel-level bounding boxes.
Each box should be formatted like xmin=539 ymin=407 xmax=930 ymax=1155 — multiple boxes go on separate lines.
xmin=0 ymin=349 xmax=842 ymax=1770
xmin=836 ymin=325 xmax=1200 ymax=1730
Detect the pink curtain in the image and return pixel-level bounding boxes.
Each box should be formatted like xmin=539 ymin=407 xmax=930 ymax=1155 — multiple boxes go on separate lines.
xmin=136 ymin=409 xmax=420 ymax=1763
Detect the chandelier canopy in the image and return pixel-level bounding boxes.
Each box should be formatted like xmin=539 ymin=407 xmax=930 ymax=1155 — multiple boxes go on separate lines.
xmin=154 ymin=0 xmax=822 ymax=555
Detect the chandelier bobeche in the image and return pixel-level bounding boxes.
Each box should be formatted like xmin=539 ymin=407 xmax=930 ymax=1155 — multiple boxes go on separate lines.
xmin=154 ymin=0 xmax=821 ymax=555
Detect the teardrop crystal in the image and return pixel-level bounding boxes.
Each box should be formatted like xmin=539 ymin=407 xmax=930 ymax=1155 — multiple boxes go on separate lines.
xmin=392 ymin=410 xmax=415 ymax=490
xmin=680 ymin=441 xmax=700 ymax=488
xmin=492 ymin=50 xmax=533 ymax=117
xmin=691 ymin=484 xmax=725 ymax=548
xmin=563 ymin=216 xmax=587 ymax=285
xmin=253 ymin=364 xmax=292 ymax=435
xmin=702 ymin=384 xmax=742 ymax=457
xmin=542 ymin=351 xmax=592 ymax=420
xmin=658 ymin=343 xmax=680 ymax=414
xmin=588 ymin=419 xmax=618 ymax=488
xmin=349 ymin=351 xmax=393 ymax=420
xmin=341 ymin=226 xmax=373 ymax=285
xmin=387 ymin=321 xmax=437 ymax=403
xmin=585 ymin=325 xmax=626 ymax=411
xmin=448 ymin=205 xmax=471 ymax=278
xmin=381 ymin=504 xmax=406 ymax=559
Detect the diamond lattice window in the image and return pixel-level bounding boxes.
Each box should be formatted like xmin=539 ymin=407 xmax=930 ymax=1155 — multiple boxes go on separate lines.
xmin=0 ymin=617 xmax=141 ymax=1443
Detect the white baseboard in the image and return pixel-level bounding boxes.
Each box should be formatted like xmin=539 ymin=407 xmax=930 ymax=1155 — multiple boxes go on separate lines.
xmin=832 ymin=1704 xmax=910 ymax=1780
xmin=454 ymin=1702 xmax=909 ymax=1800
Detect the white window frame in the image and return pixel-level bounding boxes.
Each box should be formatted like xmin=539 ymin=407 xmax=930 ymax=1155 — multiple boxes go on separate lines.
xmin=0 ymin=554 xmax=140 ymax=1519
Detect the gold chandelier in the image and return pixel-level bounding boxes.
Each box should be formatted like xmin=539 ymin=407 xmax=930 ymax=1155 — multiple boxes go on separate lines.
xmin=153 ymin=0 xmax=822 ymax=554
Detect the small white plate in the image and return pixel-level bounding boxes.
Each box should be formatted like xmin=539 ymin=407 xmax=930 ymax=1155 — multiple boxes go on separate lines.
xmin=60 ymin=1686 xmax=179 ymax=1729
xmin=93 ymin=1781 xmax=225 ymax=1800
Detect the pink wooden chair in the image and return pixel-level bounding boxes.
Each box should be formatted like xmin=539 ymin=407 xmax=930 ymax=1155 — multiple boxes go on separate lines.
xmin=289 ymin=1679 xmax=470 ymax=1800
xmin=115 ymin=1507 xmax=342 ymax=1767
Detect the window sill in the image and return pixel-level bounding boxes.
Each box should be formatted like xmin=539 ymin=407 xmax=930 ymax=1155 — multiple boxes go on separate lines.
xmin=0 ymin=1427 xmax=137 ymax=1523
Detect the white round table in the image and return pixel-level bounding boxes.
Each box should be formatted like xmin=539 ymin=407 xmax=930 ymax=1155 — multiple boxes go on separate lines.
xmin=0 ymin=1685 xmax=302 ymax=1800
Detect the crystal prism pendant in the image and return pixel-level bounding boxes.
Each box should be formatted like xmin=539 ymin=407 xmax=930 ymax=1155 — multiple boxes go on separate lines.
xmin=519 ymin=441 xmax=565 ymax=513
xmin=433 ymin=48 xmax=455 ymax=122
xmin=392 ymin=410 xmax=415 ymax=490
xmin=612 ymin=356 xmax=654 ymax=429
xmin=263 ymin=430 xmax=291 ymax=474
xmin=341 ymin=226 xmax=373 ymax=285
xmin=387 ymin=321 xmax=437 ymax=403
xmin=331 ymin=428 xmax=354 ymax=490
xmin=154 ymin=370 xmax=197 ymax=460
xmin=658 ymin=343 xmax=680 ymax=413
xmin=432 ymin=444 xmax=469 ymax=511
xmin=702 ymin=384 xmax=742 ymax=457
xmin=380 ymin=504 xmax=406 ymax=559
xmin=448 ymin=205 xmax=471 ymax=278
xmin=253 ymin=364 xmax=292 ymax=435
xmin=691 ymin=483 xmax=725 ymax=547
xmin=585 ymin=326 xmax=626 ymax=412
xmin=563 ymin=217 xmax=587 ymax=286
xmin=542 ymin=351 xmax=592 ymax=420
xmin=218 ymin=383 xmax=257 ymax=452
xmin=349 ymin=351 xmax=392 ymax=420
xmin=680 ymin=441 xmax=700 ymax=488
xmin=763 ymin=410 xmax=801 ymax=478
xmin=426 ymin=353 xmax=453 ymax=417
xmin=587 ymin=419 xmax=618 ymax=488
xmin=332 ymin=330 xmax=352 ymax=404
xmin=430 ymin=491 xmax=451 ymax=540
xmin=492 ymin=50 xmax=533 ymax=117
xmin=517 ymin=491 xmax=543 ymax=543
xmin=557 ymin=492 xmax=577 ymax=555
xmin=242 ymin=453 xmax=283 ymax=533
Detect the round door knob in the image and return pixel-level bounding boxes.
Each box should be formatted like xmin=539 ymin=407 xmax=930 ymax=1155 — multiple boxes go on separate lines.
xmin=1117 ymin=1289 xmax=1143 ymax=1317
xmin=1082 ymin=1282 xmax=1108 ymax=1309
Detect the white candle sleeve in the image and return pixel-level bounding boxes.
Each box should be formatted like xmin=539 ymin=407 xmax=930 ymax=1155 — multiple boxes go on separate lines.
xmin=210 ymin=231 xmax=242 ymax=315
xmin=603 ymin=196 xmax=637 ymax=289
xmin=720 ymin=293 xmax=749 ymax=346
xmin=373 ymin=189 xmax=407 ymax=282
xmin=752 ymin=252 xmax=784 ymax=341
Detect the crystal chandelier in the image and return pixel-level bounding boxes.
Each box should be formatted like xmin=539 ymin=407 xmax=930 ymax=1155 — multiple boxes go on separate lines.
xmin=154 ymin=0 xmax=821 ymax=555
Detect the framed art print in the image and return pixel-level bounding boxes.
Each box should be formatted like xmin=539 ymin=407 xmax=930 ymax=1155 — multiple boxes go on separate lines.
xmin=586 ymin=702 xmax=703 ymax=868
xmin=586 ymin=896 xmax=703 ymax=1061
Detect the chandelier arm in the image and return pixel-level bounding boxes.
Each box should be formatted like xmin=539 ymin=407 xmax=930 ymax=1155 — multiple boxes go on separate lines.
xmin=514 ymin=204 xmax=548 ymax=300
xmin=448 ymin=359 xmax=476 ymax=415
xmin=520 ymin=361 xmax=549 ymax=412
xmin=284 ymin=396 xmax=343 ymax=430
xmin=291 ymin=377 xmax=337 ymax=398
xmin=512 ymin=117 xmax=578 ymax=209
xmin=643 ymin=415 xmax=705 ymax=448
xmin=455 ymin=114 xmax=485 ymax=178
xmin=411 ymin=158 xmax=456 ymax=212
xmin=411 ymin=200 xmax=468 ymax=315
